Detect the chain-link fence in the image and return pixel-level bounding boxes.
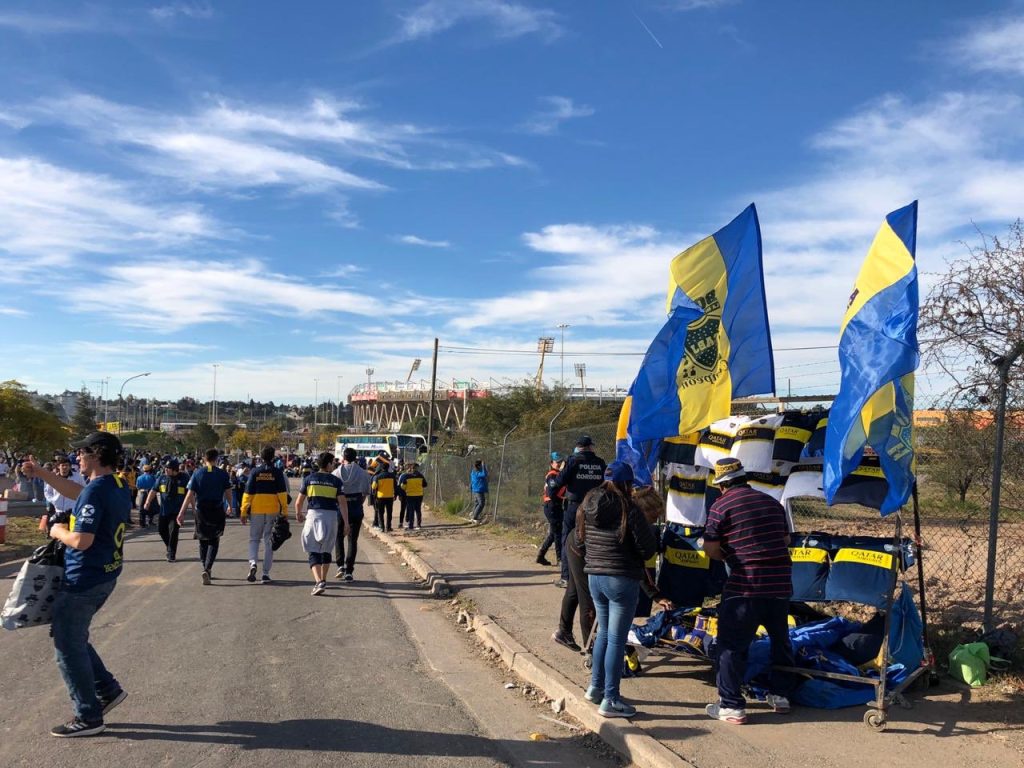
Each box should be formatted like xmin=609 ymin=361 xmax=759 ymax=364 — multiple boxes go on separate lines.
xmin=426 ymin=416 xmax=1024 ymax=634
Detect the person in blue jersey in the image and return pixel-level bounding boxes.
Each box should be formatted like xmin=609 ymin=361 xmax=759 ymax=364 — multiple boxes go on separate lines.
xmin=143 ymin=458 xmax=188 ymax=562
xmin=135 ymin=464 xmax=158 ymax=526
xmin=21 ymin=432 xmax=131 ymax=737
xmin=241 ymin=445 xmax=289 ymax=583
xmin=469 ymin=460 xmax=488 ymax=523
xmin=332 ymin=447 xmax=370 ymax=581
xmin=295 ymin=452 xmax=349 ymax=595
xmin=179 ymin=448 xmax=234 ymax=586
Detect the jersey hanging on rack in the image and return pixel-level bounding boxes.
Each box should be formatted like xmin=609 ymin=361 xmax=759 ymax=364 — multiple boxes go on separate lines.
xmin=802 ymin=412 xmax=829 ymax=458
xmin=731 ymin=414 xmax=783 ymax=472
xmin=746 ymin=466 xmax=788 ymax=502
xmin=657 ymin=523 xmax=726 ymax=607
xmin=772 ymin=411 xmax=815 ymax=464
xmin=780 ymin=458 xmax=825 ymax=511
xmin=831 ymin=453 xmax=890 ymax=510
xmin=695 ymin=416 xmax=749 ymax=469
xmin=789 ymin=532 xmax=832 ymax=601
xmin=663 ymin=463 xmax=709 ymax=526
xmin=659 ymin=433 xmax=700 ymax=467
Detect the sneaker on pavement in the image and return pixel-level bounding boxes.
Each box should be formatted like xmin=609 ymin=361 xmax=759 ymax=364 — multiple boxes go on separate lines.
xmin=201 ymin=571 xmax=211 ymax=586
xmin=343 ymin=573 xmax=354 ymax=582
xmin=553 ymin=579 xmax=568 ymax=589
xmin=766 ymin=694 xmax=791 ymax=713
xmin=50 ymin=718 xmax=105 ymax=738
xmin=599 ymin=699 xmax=637 ymax=718
xmin=334 ymin=568 xmax=345 ymax=579
xmin=536 ymin=555 xmax=552 ymax=566
xmin=261 ymin=574 xmax=272 ymax=584
xmin=99 ymin=688 xmax=127 ymax=716
xmin=312 ymin=582 xmax=326 ymax=596
xmin=551 ymin=630 xmax=582 ymax=652
xmin=247 ymin=564 xmax=257 ymax=583
xmin=706 ymin=703 xmax=747 ymax=724
xmin=584 ymin=685 xmax=603 ymax=704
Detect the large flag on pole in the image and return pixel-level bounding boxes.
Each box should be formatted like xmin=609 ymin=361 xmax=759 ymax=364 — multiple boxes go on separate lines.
xmin=823 ymin=201 xmax=919 ymax=515
xmin=616 ymin=204 xmax=775 ymax=483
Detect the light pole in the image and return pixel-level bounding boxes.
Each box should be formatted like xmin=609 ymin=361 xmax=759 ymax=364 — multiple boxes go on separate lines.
xmin=336 ymin=375 xmax=343 ymax=425
xmin=211 ymin=364 xmax=220 ymax=425
xmin=557 ymin=323 xmax=570 ymax=390
xmin=366 ymin=367 xmax=374 ymax=390
xmin=574 ymin=362 xmax=587 ymax=399
xmin=118 ymin=372 xmax=151 ymax=434
xmin=407 ymin=358 xmax=421 ymax=382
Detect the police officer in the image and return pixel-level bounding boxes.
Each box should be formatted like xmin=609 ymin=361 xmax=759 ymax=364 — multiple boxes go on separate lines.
xmin=552 ymin=435 xmax=607 ymax=587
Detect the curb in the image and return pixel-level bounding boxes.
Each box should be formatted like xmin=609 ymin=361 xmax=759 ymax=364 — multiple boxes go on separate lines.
xmin=362 ymin=521 xmax=453 ymax=598
xmin=470 ymin=615 xmax=696 ymax=768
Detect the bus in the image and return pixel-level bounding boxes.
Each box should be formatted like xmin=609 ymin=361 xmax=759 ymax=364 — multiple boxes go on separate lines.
xmin=334 ymin=433 xmax=427 ymax=465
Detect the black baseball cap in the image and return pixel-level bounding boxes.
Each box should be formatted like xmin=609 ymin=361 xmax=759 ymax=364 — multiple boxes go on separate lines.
xmin=576 ymin=434 xmax=594 ymax=447
xmin=71 ymin=431 xmax=124 ymax=454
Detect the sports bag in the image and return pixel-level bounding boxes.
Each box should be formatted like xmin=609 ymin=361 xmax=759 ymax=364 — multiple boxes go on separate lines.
xmin=2 ymin=540 xmax=65 ymax=630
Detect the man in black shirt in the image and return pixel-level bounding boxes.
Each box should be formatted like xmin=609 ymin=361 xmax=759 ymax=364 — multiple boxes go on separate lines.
xmin=552 ymin=435 xmax=606 ymax=587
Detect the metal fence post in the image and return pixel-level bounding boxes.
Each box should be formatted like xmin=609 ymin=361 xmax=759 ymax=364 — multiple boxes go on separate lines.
xmin=492 ymin=423 xmax=519 ymax=524
xmin=548 ymin=407 xmax=565 ymax=456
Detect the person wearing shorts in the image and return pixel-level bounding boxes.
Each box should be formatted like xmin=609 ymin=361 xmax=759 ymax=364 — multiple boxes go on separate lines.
xmin=295 ymin=452 xmax=349 ymax=596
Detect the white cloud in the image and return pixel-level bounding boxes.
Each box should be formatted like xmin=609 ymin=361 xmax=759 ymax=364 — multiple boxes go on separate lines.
xmin=662 ymin=0 xmax=739 ymax=11
xmin=520 ymin=96 xmax=595 ymax=136
xmin=0 ymin=155 xmax=220 ymax=279
xmin=74 ymin=341 xmax=211 ymax=357
xmin=0 ymin=11 xmax=102 ymax=34
xmin=60 ymin=258 xmax=426 ymax=332
xmin=952 ymin=16 xmax=1024 ymax=76
xmin=396 ymin=234 xmax=451 ymax=248
xmin=394 ymin=0 xmax=562 ymax=44
xmin=0 ymin=307 xmax=27 ymax=316
xmin=149 ymin=3 xmax=214 ymax=22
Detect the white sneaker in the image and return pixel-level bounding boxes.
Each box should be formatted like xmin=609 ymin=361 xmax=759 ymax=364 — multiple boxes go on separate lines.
xmin=766 ymin=694 xmax=791 ymax=713
xmin=706 ymin=702 xmax=747 ymax=724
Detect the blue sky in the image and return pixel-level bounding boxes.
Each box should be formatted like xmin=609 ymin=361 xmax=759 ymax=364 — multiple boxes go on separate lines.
xmin=1 ymin=0 xmax=1023 ymax=406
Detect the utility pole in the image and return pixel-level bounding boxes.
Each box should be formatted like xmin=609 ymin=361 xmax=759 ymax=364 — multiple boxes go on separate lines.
xmin=211 ymin=364 xmax=220 ymax=426
xmin=426 ymin=339 xmax=439 ymax=452
xmin=575 ymin=362 xmax=587 ymax=399
xmin=117 ymin=372 xmax=151 ymax=434
xmin=336 ymin=375 xmax=343 ymax=425
xmin=557 ymin=323 xmax=570 ymax=390
xmin=313 ymin=378 xmax=320 ymax=447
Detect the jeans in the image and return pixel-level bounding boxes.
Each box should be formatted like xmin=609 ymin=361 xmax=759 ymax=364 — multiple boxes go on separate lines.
xmin=560 ymin=500 xmax=580 ymax=580
xmin=716 ymin=595 xmax=798 ymax=709
xmin=335 ymin=498 xmax=364 ymax=574
xmin=51 ymin=580 xmax=120 ymax=722
xmin=199 ymin=539 xmax=219 ymax=573
xmin=588 ymin=574 xmax=641 ymax=703
xmin=158 ymin=515 xmax=180 ymax=559
xmin=558 ymin=543 xmax=594 ymax=642
xmin=538 ymin=502 xmax=562 ymax=561
xmin=405 ymin=497 xmax=423 ymax=528
xmin=373 ymin=498 xmax=394 ymax=530
xmin=471 ymin=492 xmax=487 ymax=521
xmin=248 ymin=515 xmax=275 ymax=575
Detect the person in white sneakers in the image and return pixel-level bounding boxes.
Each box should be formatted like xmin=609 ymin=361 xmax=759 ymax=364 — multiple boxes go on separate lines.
xmin=295 ymin=452 xmax=349 ymax=595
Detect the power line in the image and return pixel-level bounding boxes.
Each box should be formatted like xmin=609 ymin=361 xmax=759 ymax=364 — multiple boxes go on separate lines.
xmin=438 ymin=342 xmax=840 ymax=357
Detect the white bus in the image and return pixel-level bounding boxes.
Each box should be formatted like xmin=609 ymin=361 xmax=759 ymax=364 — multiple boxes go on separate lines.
xmin=334 ymin=433 xmax=427 ymax=465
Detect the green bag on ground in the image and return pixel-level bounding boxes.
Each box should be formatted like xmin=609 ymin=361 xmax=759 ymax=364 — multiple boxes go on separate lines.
xmin=948 ymin=642 xmax=991 ymax=687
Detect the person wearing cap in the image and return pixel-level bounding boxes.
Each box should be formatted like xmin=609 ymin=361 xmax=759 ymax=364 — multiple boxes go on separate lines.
xmin=703 ymin=457 xmax=796 ymax=725
xmin=21 ymin=432 xmax=131 ymax=737
xmin=240 ymin=445 xmax=289 ymax=584
xmin=43 ymin=455 xmax=86 ymax=528
xmin=135 ymin=464 xmax=158 ymax=526
xmin=536 ymin=453 xmax=565 ymax=566
xmin=370 ymin=455 xmax=397 ymax=531
xmin=332 ymin=447 xmax=371 ymax=580
xmin=398 ymin=462 xmax=427 ymax=530
xmin=144 ymin=459 xmax=188 ymax=562
xmin=179 ymin=448 xmax=234 ymax=585
xmin=580 ymin=460 xmax=658 ymax=719
xmin=469 ymin=459 xmax=488 ymax=523
xmin=552 ymin=435 xmax=606 ymax=586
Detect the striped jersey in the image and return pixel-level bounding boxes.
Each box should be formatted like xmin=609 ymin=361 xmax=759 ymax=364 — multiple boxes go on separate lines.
xmin=704 ymin=485 xmax=792 ymax=598
xmin=300 ymin=471 xmax=344 ymax=511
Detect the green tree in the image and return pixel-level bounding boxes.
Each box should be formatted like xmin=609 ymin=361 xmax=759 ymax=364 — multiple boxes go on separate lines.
xmin=918 ymin=413 xmax=995 ymax=503
xmin=71 ymin=391 xmax=99 ymax=439
xmin=187 ymin=422 xmax=220 ymax=453
xmin=0 ymin=380 xmax=69 ymax=455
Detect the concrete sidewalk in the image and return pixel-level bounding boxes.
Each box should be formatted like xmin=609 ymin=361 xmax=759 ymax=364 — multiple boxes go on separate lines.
xmin=374 ymin=507 xmax=1024 ymax=768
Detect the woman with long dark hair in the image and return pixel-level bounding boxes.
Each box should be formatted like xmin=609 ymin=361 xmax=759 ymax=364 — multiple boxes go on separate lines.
xmin=580 ymin=461 xmax=658 ymax=718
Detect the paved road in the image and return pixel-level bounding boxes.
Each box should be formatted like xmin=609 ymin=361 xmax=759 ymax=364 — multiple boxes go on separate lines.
xmin=0 ymin=515 xmax=620 ymax=768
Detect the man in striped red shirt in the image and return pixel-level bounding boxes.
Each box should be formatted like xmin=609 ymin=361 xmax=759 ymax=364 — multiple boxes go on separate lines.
xmin=703 ymin=457 xmax=797 ymax=724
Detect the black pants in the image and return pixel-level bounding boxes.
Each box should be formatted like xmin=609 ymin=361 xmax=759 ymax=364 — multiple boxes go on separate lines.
xmin=374 ymin=498 xmax=394 ymax=530
xmin=405 ymin=497 xmax=423 ymax=528
xmin=558 ymin=543 xmax=594 ymax=643
xmin=199 ymin=539 xmax=219 ymax=574
xmin=560 ymin=499 xmax=580 ymax=581
xmin=538 ymin=502 xmax=562 ymax=561
xmin=716 ymin=596 xmax=798 ymax=709
xmin=158 ymin=515 xmax=180 ymax=559
xmin=398 ymin=494 xmax=408 ymax=527
xmin=335 ymin=497 xmax=364 ymax=574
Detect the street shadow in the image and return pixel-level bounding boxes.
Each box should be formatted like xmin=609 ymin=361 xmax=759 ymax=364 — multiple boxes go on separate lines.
xmin=106 ymin=717 xmax=567 ymax=759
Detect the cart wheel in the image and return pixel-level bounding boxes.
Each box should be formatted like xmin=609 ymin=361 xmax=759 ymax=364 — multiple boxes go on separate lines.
xmin=863 ymin=709 xmax=888 ymax=732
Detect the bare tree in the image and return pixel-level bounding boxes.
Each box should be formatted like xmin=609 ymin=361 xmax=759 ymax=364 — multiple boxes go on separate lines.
xmin=920 ymin=220 xmax=1024 ymax=405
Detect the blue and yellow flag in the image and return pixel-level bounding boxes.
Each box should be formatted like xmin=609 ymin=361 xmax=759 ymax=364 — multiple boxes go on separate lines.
xmin=616 ymin=204 xmax=774 ymax=483
xmin=823 ymin=201 xmax=919 ymax=515
xmin=665 ymin=203 xmax=775 ymax=434
xmin=616 ymin=305 xmax=702 ymax=485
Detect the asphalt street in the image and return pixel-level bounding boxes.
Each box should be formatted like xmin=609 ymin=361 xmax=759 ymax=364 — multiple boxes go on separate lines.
xmin=0 ymin=512 xmax=621 ymax=768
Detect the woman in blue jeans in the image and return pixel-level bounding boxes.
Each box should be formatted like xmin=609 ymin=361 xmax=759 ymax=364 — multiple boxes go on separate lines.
xmin=580 ymin=461 xmax=658 ymax=718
